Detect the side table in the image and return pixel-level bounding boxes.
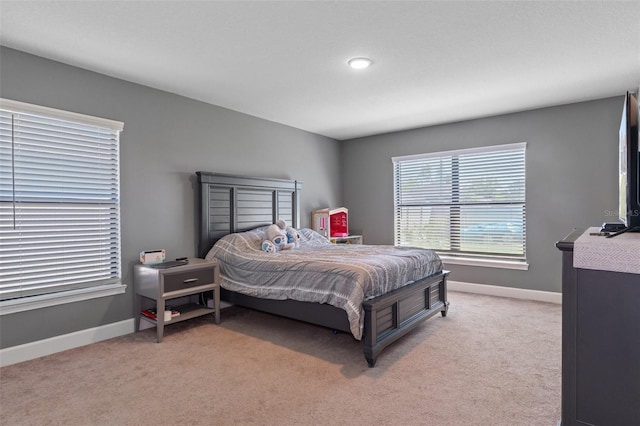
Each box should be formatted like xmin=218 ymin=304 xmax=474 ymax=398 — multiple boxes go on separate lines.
xmin=134 ymin=258 xmax=220 ymax=342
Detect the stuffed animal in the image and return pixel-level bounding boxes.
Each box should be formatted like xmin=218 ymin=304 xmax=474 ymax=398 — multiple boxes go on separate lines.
xmin=261 ymin=221 xmax=294 ymax=252
xmin=261 ymin=239 xmax=277 ymax=253
xmin=275 ymin=220 xmax=301 ymax=249
xmin=286 ymin=226 xmax=300 ymax=248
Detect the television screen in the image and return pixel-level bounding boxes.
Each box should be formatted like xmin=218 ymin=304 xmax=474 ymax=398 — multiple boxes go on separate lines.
xmin=618 ymin=91 xmax=640 ymax=229
xmin=619 ymin=99 xmax=629 ymax=225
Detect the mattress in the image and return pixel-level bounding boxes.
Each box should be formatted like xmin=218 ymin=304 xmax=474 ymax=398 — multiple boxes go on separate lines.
xmin=206 ymin=227 xmax=443 ymax=339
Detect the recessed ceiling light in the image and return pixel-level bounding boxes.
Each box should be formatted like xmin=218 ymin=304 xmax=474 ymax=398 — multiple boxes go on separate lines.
xmin=348 ymin=57 xmax=372 ymax=69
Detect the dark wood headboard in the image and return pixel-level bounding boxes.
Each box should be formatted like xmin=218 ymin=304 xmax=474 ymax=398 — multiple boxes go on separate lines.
xmin=196 ymin=172 xmax=303 ymax=258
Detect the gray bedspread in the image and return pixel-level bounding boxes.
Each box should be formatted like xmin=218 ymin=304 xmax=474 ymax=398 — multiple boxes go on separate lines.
xmin=206 ymin=228 xmax=442 ymax=340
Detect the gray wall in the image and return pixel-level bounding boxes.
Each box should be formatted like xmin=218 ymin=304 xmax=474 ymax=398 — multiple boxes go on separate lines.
xmin=341 ymin=97 xmax=624 ymax=293
xmin=0 ymin=47 xmax=342 ymax=349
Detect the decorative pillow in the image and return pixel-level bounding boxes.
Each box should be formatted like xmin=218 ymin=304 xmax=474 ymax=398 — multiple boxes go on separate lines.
xmin=215 ymin=228 xmax=265 ymax=252
xmin=297 ymin=228 xmax=332 ymax=247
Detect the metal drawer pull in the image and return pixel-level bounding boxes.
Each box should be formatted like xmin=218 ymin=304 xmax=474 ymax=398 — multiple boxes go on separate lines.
xmin=183 ymin=278 xmax=199 ymax=284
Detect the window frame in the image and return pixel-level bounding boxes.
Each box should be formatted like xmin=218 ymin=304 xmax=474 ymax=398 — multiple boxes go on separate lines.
xmin=392 ymin=142 xmax=528 ymax=270
xmin=0 ymin=99 xmax=126 ymax=315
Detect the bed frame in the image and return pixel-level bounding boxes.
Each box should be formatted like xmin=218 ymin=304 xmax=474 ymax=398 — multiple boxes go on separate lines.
xmin=196 ymin=171 xmax=449 ymax=367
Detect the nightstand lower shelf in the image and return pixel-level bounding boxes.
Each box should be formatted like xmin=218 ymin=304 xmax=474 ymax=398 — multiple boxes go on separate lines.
xmin=142 ymin=303 xmax=216 ymax=325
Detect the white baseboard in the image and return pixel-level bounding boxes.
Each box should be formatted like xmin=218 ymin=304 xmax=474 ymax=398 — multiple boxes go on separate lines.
xmin=448 ymin=280 xmax=562 ymax=304
xmin=0 ymin=318 xmax=135 ymax=367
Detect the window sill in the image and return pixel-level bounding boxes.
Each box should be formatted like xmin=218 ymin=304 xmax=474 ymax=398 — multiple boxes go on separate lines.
xmin=439 ymin=255 xmax=529 ymax=271
xmin=0 ymin=283 xmax=127 ymax=315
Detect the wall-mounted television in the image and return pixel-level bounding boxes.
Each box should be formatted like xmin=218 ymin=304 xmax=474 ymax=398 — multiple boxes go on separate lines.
xmin=612 ymin=90 xmax=640 ymax=236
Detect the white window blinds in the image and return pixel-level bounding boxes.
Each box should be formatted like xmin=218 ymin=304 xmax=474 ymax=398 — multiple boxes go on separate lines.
xmin=0 ymin=99 xmax=124 ymax=301
xmin=393 ymin=142 xmax=526 ymax=262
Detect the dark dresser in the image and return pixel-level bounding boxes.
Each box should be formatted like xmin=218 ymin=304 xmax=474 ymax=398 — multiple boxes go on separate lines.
xmin=556 ymin=228 xmax=640 ymax=426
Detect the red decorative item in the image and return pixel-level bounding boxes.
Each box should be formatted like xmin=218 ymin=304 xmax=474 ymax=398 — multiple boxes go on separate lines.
xmin=312 ymin=207 xmax=348 ymax=238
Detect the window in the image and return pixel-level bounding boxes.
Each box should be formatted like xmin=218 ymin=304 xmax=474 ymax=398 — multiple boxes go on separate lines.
xmin=0 ymin=99 xmax=125 ymax=309
xmin=393 ymin=142 xmax=526 ymax=268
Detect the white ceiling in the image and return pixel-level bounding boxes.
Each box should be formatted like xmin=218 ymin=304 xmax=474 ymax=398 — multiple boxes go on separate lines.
xmin=1 ymin=1 xmax=639 ymax=140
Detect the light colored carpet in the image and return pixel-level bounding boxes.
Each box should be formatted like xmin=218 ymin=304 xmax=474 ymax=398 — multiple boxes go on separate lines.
xmin=0 ymin=291 xmax=561 ymax=425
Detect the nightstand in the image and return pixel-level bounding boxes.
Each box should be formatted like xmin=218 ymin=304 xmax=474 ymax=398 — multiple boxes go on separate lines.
xmin=330 ymin=235 xmax=363 ymax=244
xmin=134 ymin=258 xmax=220 ymax=342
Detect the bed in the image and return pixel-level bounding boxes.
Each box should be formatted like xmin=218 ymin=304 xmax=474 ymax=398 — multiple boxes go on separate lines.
xmin=196 ymin=171 xmax=449 ymax=367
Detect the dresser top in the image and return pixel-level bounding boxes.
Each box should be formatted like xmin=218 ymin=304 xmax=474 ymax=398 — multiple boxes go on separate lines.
xmin=573 ymin=227 xmax=640 ymax=275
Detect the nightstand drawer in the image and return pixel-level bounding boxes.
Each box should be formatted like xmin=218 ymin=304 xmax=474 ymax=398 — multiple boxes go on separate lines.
xmin=163 ymin=267 xmax=215 ymax=293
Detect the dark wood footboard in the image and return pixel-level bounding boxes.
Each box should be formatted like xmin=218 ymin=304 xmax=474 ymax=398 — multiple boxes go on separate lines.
xmin=220 ymin=270 xmax=449 ymax=367
xmin=362 ymin=270 xmax=449 ymax=367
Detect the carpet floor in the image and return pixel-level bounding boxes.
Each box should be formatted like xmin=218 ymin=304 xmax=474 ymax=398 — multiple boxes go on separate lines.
xmin=0 ymin=291 xmax=561 ymax=425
